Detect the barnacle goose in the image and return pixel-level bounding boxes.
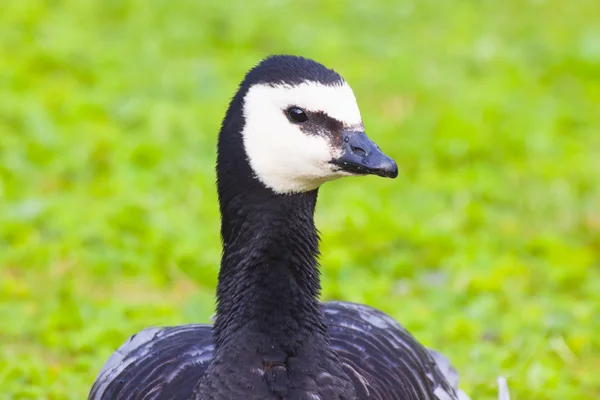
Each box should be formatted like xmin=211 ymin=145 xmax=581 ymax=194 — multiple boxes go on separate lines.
xmin=89 ymin=55 xmax=476 ymax=400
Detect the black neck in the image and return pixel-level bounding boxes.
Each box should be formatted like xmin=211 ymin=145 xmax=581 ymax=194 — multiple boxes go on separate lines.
xmin=212 ymin=90 xmax=328 ymax=360
xmin=214 ymin=189 xmax=327 ymax=354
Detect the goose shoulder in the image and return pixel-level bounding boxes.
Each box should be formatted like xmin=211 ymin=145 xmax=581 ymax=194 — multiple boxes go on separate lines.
xmin=323 ymin=301 xmax=470 ymax=400
xmin=88 ymin=324 xmax=213 ymax=400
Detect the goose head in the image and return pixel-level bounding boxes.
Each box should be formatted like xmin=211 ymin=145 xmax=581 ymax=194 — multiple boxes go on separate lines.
xmin=218 ymin=55 xmax=398 ymax=195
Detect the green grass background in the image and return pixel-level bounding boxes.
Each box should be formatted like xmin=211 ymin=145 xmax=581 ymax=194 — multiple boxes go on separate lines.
xmin=1 ymin=1 xmax=599 ymax=399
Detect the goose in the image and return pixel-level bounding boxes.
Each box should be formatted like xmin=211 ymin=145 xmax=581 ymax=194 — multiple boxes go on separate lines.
xmin=89 ymin=55 xmax=472 ymax=400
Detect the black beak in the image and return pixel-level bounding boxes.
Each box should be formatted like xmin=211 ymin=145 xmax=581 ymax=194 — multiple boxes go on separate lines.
xmin=331 ymin=131 xmax=398 ymax=178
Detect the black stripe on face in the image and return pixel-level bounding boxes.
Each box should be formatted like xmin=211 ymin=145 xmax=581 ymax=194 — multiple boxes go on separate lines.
xmin=297 ymin=111 xmax=345 ymax=138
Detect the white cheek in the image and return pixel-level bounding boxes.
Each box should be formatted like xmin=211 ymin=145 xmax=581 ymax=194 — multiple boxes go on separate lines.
xmin=243 ymin=108 xmax=340 ymax=193
xmin=241 ymin=83 xmax=363 ymax=194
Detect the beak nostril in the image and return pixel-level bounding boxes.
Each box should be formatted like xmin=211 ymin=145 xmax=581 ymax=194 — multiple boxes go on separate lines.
xmin=351 ymin=146 xmax=366 ymax=157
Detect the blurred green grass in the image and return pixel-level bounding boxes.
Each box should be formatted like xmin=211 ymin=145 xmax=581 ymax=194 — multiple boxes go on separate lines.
xmin=1 ymin=0 xmax=599 ymax=398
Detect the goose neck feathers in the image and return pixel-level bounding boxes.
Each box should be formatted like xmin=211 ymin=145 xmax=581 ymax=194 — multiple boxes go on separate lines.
xmin=214 ymin=189 xmax=325 ymax=351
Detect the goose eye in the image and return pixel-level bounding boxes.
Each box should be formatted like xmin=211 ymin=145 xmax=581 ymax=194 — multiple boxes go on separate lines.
xmin=286 ymin=107 xmax=308 ymax=123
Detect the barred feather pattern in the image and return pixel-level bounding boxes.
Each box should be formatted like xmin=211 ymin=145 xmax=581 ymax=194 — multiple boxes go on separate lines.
xmin=89 ymin=302 xmax=466 ymax=400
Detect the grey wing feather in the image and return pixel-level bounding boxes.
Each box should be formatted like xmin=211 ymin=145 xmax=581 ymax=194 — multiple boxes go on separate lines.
xmin=428 ymin=349 xmax=471 ymax=400
xmin=90 ymin=305 xmax=472 ymax=400
xmin=324 ymin=301 xmax=468 ymax=400
xmin=88 ymin=324 xmax=214 ymax=400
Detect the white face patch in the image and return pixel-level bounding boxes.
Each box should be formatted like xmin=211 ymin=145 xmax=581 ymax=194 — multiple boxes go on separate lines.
xmin=242 ymin=81 xmax=363 ymax=194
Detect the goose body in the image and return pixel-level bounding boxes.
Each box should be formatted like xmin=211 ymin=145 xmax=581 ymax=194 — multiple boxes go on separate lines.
xmin=91 ymin=303 xmax=461 ymax=400
xmin=89 ymin=55 xmax=470 ymax=400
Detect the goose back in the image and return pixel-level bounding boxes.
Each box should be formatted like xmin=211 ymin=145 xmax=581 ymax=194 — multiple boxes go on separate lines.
xmin=89 ymin=302 xmax=464 ymax=400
